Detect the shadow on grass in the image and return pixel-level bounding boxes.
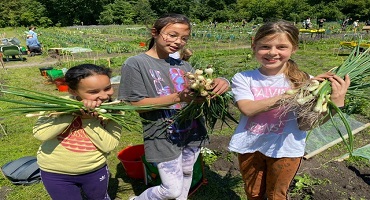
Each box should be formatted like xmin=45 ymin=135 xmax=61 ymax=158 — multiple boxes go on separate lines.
xmin=190 ymin=165 xmax=243 ymax=200
xmin=108 ymin=164 xmax=243 ymax=200
xmin=337 ymin=53 xmax=351 ymax=56
xmin=108 ymin=163 xmax=147 ymax=199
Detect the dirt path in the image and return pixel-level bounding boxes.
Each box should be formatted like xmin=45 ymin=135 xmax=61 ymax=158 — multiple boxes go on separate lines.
xmin=1 ymin=51 xmax=130 ymax=69
xmin=2 ymin=45 xmax=252 ymax=69
xmin=2 ymin=59 xmax=58 ymax=69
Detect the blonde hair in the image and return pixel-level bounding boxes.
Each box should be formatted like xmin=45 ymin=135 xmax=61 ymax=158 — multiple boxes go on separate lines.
xmin=253 ymin=20 xmax=309 ymax=88
xmin=180 ymin=48 xmax=193 ymax=61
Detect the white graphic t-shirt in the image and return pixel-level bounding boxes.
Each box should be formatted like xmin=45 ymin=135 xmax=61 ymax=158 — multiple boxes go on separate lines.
xmin=229 ymin=69 xmax=306 ymax=158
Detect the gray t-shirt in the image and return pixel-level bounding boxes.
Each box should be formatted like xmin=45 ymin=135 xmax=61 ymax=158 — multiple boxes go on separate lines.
xmin=118 ymin=53 xmax=208 ymax=162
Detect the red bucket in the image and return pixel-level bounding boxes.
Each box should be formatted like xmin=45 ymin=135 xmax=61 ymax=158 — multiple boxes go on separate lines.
xmin=54 ymin=78 xmax=66 ymax=87
xmin=117 ymin=144 xmax=145 ymax=179
xmin=57 ymin=84 xmax=68 ymax=92
xmin=139 ymin=42 xmax=146 ymax=47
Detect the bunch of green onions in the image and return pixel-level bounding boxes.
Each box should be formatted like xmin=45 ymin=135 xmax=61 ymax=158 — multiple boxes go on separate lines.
xmin=0 ymin=85 xmax=157 ymax=131
xmin=285 ymin=45 xmax=370 ymax=156
xmin=174 ymin=67 xmax=238 ymax=132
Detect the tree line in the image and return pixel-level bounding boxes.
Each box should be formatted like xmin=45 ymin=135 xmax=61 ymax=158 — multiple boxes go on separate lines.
xmin=0 ymin=0 xmax=369 ymax=28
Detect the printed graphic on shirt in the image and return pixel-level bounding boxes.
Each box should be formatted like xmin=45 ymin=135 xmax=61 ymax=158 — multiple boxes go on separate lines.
xmin=169 ymin=68 xmax=187 ymax=92
xmin=149 ymin=69 xmax=171 ymax=96
xmin=149 ymin=67 xmax=188 ymax=109
xmin=245 ymin=86 xmax=289 ymax=134
xmin=148 ymin=67 xmax=194 ymax=143
xmin=58 ymin=117 xmax=97 ymax=152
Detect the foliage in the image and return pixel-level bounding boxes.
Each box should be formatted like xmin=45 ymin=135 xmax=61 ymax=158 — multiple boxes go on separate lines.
xmin=345 ymin=155 xmax=370 ymax=168
xmin=201 ymin=147 xmax=219 ymax=165
xmin=0 ymin=0 xmax=52 ymax=27
xmin=98 ymin=0 xmax=136 ymax=25
xmin=37 ymin=0 xmax=109 ymax=26
xmin=1 ymin=0 xmax=370 ymax=27
xmin=291 ymin=174 xmax=330 ymax=199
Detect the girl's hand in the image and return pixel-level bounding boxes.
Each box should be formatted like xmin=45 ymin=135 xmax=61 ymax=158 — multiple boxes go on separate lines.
xmin=82 ymin=99 xmax=103 ymax=108
xmin=79 ymin=99 xmax=103 ymax=118
xmin=312 ymin=72 xmax=350 ymax=107
xmin=329 ymin=74 xmax=350 ymax=107
xmin=178 ymin=88 xmax=206 ymax=103
xmin=211 ymin=78 xmax=230 ymax=95
xmin=312 ymin=72 xmax=335 ymax=81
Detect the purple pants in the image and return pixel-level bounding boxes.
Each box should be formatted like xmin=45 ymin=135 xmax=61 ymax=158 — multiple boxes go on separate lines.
xmin=40 ymin=165 xmax=111 ymax=200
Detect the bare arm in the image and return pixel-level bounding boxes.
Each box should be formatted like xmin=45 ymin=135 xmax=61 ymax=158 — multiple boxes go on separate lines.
xmin=236 ymin=94 xmax=286 ymax=117
xmin=130 ymin=77 xmax=230 ymax=107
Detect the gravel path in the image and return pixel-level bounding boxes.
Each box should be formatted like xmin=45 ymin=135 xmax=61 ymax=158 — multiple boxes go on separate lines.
xmin=2 ymin=58 xmax=58 ymax=69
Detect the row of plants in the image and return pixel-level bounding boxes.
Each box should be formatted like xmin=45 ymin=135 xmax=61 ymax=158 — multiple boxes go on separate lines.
xmin=6 ymin=21 xmax=370 ymax=57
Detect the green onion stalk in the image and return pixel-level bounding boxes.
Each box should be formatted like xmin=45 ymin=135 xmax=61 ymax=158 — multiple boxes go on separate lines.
xmin=285 ymin=45 xmax=370 ymax=157
xmin=173 ymin=91 xmax=238 ymax=133
xmin=173 ymin=66 xmax=238 ymax=133
xmin=0 ymin=85 xmax=161 ymax=131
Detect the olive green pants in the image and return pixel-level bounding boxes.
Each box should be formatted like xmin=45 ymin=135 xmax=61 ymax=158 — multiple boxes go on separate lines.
xmin=238 ymin=151 xmax=301 ymax=200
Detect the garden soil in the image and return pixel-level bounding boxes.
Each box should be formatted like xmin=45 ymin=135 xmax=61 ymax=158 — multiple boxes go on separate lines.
xmin=205 ymin=128 xmax=370 ymax=200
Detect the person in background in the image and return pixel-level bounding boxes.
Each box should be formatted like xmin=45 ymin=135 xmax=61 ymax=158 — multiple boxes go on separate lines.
xmin=229 ymin=20 xmax=350 ymax=200
xmin=365 ymin=19 xmax=370 ymax=33
xmin=342 ymin=18 xmax=350 ymax=31
xmin=180 ymin=48 xmax=193 ymax=61
xmin=33 ymin=64 xmax=122 ymax=200
xmin=242 ymin=19 xmax=247 ymax=28
xmin=169 ymin=51 xmax=180 ymax=59
xmin=366 ymin=19 xmax=370 ymax=26
xmin=28 ymin=26 xmax=41 ymax=39
xmin=318 ymin=18 xmax=325 ymax=29
xmin=26 ymin=34 xmax=42 ymax=56
xmin=118 ymin=13 xmax=229 ymax=200
xmin=305 ymin=17 xmax=311 ymax=29
xmin=170 ymin=48 xmax=193 ymax=61
xmin=353 ymin=20 xmax=359 ymax=33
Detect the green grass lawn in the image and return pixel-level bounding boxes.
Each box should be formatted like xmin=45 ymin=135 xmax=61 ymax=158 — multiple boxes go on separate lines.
xmin=1 ymin=25 xmax=369 ymax=200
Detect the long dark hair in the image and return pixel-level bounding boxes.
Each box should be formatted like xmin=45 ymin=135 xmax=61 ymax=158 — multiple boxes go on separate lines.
xmin=147 ymin=13 xmax=191 ymax=50
xmin=65 ymin=64 xmax=112 ymax=90
xmin=253 ymin=20 xmax=309 ymax=88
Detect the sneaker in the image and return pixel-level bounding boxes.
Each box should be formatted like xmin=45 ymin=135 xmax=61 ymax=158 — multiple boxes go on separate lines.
xmin=128 ymin=196 xmax=137 ymax=200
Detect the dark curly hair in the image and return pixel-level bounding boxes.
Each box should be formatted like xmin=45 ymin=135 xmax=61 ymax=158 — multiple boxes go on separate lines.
xmin=64 ymin=64 xmax=112 ymax=90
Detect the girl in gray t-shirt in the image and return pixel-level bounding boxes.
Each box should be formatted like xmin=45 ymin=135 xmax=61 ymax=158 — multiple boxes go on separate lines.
xmin=119 ymin=13 xmax=230 ymax=200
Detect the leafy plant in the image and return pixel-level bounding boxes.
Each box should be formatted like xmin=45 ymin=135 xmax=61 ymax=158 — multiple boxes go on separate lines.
xmin=291 ymin=174 xmax=330 ymax=198
xmin=201 ymin=147 xmax=219 ymax=165
xmin=345 ymin=156 xmax=370 ymax=168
